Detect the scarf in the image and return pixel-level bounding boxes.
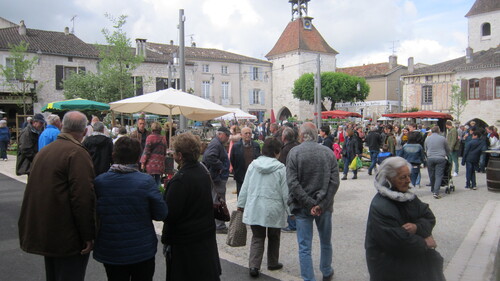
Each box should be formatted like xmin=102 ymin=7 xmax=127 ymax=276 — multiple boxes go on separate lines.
xmin=109 ymin=164 xmax=140 ymax=174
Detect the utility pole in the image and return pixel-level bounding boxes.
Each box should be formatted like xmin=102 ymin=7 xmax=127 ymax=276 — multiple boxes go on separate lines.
xmin=315 ymin=54 xmax=322 ymax=128
xmin=179 ymin=9 xmax=187 ymax=129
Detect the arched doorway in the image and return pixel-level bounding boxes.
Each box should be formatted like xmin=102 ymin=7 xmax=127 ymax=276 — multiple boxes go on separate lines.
xmin=277 ymin=107 xmax=292 ymax=121
xmin=465 ymin=118 xmax=488 ymax=129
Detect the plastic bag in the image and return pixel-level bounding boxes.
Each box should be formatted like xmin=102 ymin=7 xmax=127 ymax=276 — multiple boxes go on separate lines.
xmin=349 ymin=157 xmax=362 ymax=170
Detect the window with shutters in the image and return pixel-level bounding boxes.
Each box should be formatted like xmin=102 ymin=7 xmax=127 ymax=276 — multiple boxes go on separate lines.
xmin=251 ymin=67 xmax=260 ymax=81
xmin=5 ymin=58 xmax=22 ymax=80
xmin=55 ymin=65 xmax=85 ymax=90
xmin=495 ymin=77 xmax=500 ymax=99
xmin=221 ymin=82 xmax=229 ymax=100
xmin=482 ymin=23 xmax=491 ymax=37
xmin=221 ymin=65 xmax=228 ymax=74
xmin=468 ymin=79 xmax=479 ymax=99
xmin=202 ymin=64 xmax=210 ymax=73
xmin=250 ymin=89 xmax=259 ymax=104
xmin=422 ymin=86 xmax=433 ymax=104
xmin=132 ymin=76 xmax=143 ymax=96
xmin=202 ymin=81 xmax=211 ymax=99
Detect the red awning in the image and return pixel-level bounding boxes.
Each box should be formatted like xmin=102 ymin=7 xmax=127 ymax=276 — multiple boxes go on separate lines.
xmin=321 ymin=110 xmax=362 ymax=119
xmin=382 ymin=111 xmax=453 ymax=120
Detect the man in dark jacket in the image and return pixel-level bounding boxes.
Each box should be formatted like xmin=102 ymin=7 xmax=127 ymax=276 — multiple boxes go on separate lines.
xmin=129 ymin=117 xmax=150 ymax=152
xmin=365 ymin=126 xmax=382 ymax=175
xmin=230 ymin=127 xmax=261 ymax=196
xmin=18 ymin=111 xmax=95 ymax=281
xmin=203 ymin=127 xmax=230 ymax=233
xmin=279 ymin=127 xmax=300 ymax=232
xmin=318 ymin=125 xmax=334 ymax=151
xmin=83 ymin=122 xmax=114 ymax=176
xmin=16 ymin=113 xmax=45 ymax=175
xmin=461 ymin=131 xmax=487 ymax=190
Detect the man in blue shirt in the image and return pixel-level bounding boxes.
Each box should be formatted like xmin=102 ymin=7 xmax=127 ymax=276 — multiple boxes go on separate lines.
xmin=38 ymin=114 xmax=61 ymax=150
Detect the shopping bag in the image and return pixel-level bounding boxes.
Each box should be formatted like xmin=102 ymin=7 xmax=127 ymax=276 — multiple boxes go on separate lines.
xmin=356 ymin=156 xmax=363 ymax=169
xmin=349 ymin=158 xmax=357 ymax=170
xmin=226 ymin=210 xmax=247 ymax=247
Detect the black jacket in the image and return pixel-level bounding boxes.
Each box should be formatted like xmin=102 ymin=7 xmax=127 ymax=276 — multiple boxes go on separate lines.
xmin=16 ymin=124 xmax=41 ymax=175
xmin=278 ymin=140 xmax=299 ymax=165
xmin=202 ymin=137 xmax=229 ymax=182
xmin=365 ymin=131 xmax=382 ymax=151
xmin=319 ymin=134 xmax=334 ymax=151
xmin=83 ymin=134 xmax=113 ymax=176
xmin=230 ymin=139 xmax=261 ymax=183
xmin=342 ymin=135 xmax=361 ymax=159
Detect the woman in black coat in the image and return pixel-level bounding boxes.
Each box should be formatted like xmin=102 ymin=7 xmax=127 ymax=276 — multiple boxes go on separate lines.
xmin=365 ymin=157 xmax=445 ymax=281
xmin=341 ymin=128 xmax=361 ymax=180
xmin=161 ymin=132 xmax=221 ymax=281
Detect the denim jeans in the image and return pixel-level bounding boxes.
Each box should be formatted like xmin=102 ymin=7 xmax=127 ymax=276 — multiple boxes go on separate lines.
xmin=286 ymin=215 xmax=296 ymax=230
xmin=449 ymin=151 xmax=459 ymax=173
xmin=295 ymin=208 xmax=333 ymax=281
xmin=410 ymin=164 xmax=420 ymax=186
xmin=368 ymin=151 xmax=379 ymax=174
xmin=0 ymin=140 xmax=7 ymax=159
xmin=342 ymin=156 xmax=357 ymax=176
xmin=427 ymin=158 xmax=447 ymax=194
xmin=465 ymin=161 xmax=478 ymax=188
xmin=479 ymin=152 xmax=486 ymax=172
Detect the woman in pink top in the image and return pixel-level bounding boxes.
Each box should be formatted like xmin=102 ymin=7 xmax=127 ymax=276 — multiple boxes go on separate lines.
xmin=141 ymin=122 xmax=167 ymax=186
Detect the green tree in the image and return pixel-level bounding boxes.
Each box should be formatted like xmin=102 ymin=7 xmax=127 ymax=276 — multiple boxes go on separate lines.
xmin=292 ymin=72 xmax=369 ymax=110
xmin=0 ymin=41 xmax=38 ymax=115
xmin=448 ymin=84 xmax=468 ymax=123
xmin=63 ymin=14 xmax=143 ymax=103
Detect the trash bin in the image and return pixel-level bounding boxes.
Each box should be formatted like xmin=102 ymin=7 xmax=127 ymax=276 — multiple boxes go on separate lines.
xmin=485 ymin=150 xmax=500 ymax=192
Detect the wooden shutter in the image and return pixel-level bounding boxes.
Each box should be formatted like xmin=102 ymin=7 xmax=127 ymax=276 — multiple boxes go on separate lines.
xmin=55 ymin=65 xmax=63 ymax=90
xmin=460 ymin=79 xmax=468 ymax=100
xmin=136 ymin=77 xmax=143 ymax=96
xmin=479 ymin=78 xmax=487 ymax=100
xmin=485 ymin=77 xmax=494 ymax=100
xmin=156 ymin=78 xmax=162 ymax=91
xmin=260 ymin=90 xmax=265 ymax=105
xmin=248 ymin=90 xmax=253 ymax=104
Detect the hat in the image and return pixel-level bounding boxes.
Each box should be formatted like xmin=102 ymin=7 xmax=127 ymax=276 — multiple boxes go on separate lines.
xmin=33 ymin=113 xmax=46 ymax=124
xmin=217 ymin=126 xmax=231 ymax=136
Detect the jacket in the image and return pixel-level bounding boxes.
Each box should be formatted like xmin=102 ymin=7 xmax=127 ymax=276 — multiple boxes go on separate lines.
xmin=140 ymin=132 xmax=167 ymax=175
xmin=462 ymin=138 xmax=486 ymax=164
xmin=237 ymin=156 xmax=289 ymax=228
xmin=365 ymin=131 xmax=382 ymax=151
xmin=286 ymin=141 xmax=340 ymax=213
xmin=446 ymin=127 xmax=460 ymax=151
xmin=342 ymin=135 xmax=361 ymax=159
xmin=202 ymin=137 xmax=229 ymax=182
xmin=0 ymin=126 xmax=10 ymax=142
xmin=385 ymin=133 xmax=396 ymax=155
xmin=16 ymin=123 xmax=41 ymax=175
xmin=365 ymin=179 xmax=441 ymax=281
xmin=18 ymin=133 xmax=96 ymax=257
xmin=130 ymin=128 xmax=151 ymax=150
xmin=401 ymin=144 xmax=426 ymax=165
xmin=93 ymin=168 xmax=167 ymax=265
xmin=278 ymin=140 xmax=299 ymax=165
xmin=230 ymin=139 xmax=261 ymax=183
xmin=38 ymin=124 xmax=60 ymax=150
xmin=83 ymin=133 xmax=114 ymax=176
xmin=425 ymin=134 xmax=450 ymax=160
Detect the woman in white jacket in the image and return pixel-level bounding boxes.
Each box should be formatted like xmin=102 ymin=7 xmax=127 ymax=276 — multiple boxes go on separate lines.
xmin=237 ymin=137 xmax=290 ymax=278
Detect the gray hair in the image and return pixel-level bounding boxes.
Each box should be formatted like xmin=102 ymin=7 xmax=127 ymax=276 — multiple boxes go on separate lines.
xmin=375 ymin=156 xmax=411 ymax=186
xmin=370 ymin=125 xmax=378 ymax=132
xmin=0 ymin=120 xmax=6 ymax=128
xmin=282 ymin=127 xmax=295 ymax=142
xmin=299 ymin=122 xmax=317 ymax=142
xmin=46 ymin=114 xmax=60 ymax=126
xmin=61 ymin=111 xmax=88 ymax=133
xmin=431 ymin=126 xmax=440 ymax=133
xmin=93 ymin=121 xmax=105 ymax=133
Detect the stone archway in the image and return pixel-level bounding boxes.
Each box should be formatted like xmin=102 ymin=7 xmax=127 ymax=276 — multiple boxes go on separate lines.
xmin=465 ymin=118 xmax=489 ymax=129
xmin=277 ymin=107 xmax=292 ymax=121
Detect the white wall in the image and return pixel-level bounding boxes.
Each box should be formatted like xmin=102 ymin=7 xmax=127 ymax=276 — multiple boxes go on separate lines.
xmin=468 ymin=10 xmax=500 ymax=52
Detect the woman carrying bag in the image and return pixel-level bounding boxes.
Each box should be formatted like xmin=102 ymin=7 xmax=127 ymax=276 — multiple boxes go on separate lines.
xmin=237 ymin=138 xmax=289 ymax=278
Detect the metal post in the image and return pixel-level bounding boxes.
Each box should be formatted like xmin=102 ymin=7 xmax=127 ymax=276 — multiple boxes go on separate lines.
xmin=179 ymin=9 xmax=187 ymax=129
xmin=316 ymin=54 xmax=322 ymax=128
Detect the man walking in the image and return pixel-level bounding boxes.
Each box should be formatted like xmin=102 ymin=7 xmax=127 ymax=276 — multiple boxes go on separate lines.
xmin=16 ymin=113 xmax=45 ymax=175
xmin=230 ymin=127 xmax=260 ymax=196
xmin=203 ymin=127 xmax=231 ymax=233
xmin=365 ymin=125 xmax=382 ymax=175
xmin=286 ymin=122 xmax=340 ymax=281
xmin=18 ymin=111 xmax=96 ymax=281
xmin=83 ymin=121 xmax=114 ymax=176
xmin=38 ymin=114 xmax=61 ymax=150
xmin=446 ymin=120 xmax=460 ymax=176
xmin=425 ymin=126 xmax=451 ymax=199
xmin=130 ymin=117 xmax=150 ymax=152
xmin=279 ymin=127 xmax=300 ymax=233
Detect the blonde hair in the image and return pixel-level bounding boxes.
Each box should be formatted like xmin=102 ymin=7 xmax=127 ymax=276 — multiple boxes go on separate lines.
xmin=151 ymin=122 xmax=162 ymax=133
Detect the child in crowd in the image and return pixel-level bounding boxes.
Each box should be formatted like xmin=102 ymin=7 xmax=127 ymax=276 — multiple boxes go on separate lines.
xmin=377 ymin=144 xmax=393 ymax=165
xmin=333 ymin=137 xmax=342 ymax=161
xmin=462 ymin=131 xmax=487 ymax=190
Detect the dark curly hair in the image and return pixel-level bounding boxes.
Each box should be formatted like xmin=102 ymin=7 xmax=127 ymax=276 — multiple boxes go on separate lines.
xmin=113 ymin=137 xmax=141 ymax=164
xmin=262 ymin=137 xmax=282 ymax=158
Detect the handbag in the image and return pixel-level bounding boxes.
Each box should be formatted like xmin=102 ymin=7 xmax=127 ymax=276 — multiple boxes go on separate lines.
xmin=226 ymin=210 xmax=247 ymax=247
xmin=200 ymin=162 xmax=231 ymax=222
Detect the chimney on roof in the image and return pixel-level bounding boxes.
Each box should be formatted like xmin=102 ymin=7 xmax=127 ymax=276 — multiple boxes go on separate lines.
xmin=135 ymin=38 xmax=147 ymax=58
xmin=18 ymin=20 xmax=26 ymax=36
xmin=64 ymin=27 xmax=70 ymax=35
xmin=408 ymin=57 xmax=414 ymax=74
xmin=466 ymin=47 xmax=473 ymax=63
xmin=389 ymin=55 xmax=397 ymax=69
xmin=191 ymin=42 xmax=196 ymax=47
xmin=170 ymin=40 xmax=174 ymax=45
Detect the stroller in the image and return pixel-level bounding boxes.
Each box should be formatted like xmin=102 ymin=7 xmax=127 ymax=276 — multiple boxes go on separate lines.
xmin=443 ymin=159 xmax=455 ymax=194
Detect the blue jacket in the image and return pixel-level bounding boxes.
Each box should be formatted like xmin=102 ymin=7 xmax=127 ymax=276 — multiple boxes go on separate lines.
xmin=0 ymin=127 xmax=10 ymax=142
xmin=202 ymin=137 xmax=229 ymax=182
xmin=462 ymin=138 xmax=486 ymax=165
xmin=38 ymin=125 xmax=60 ymax=150
xmin=401 ymin=143 xmax=426 ymax=165
xmin=93 ymin=170 xmax=168 ymax=265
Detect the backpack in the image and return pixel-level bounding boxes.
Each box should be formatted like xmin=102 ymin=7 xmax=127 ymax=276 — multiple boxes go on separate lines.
xmin=333 ymin=143 xmax=342 ymax=160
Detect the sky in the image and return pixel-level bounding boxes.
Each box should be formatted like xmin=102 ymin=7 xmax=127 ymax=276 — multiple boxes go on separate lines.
xmin=2 ymin=0 xmax=476 ymax=67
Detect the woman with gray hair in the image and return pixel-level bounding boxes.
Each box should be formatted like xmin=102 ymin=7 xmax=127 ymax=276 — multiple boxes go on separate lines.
xmin=365 ymin=156 xmax=445 ymax=281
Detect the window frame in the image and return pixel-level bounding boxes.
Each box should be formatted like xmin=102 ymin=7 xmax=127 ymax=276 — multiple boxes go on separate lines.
xmin=202 ymin=64 xmax=210 ymax=73
xmin=221 ymin=81 xmax=229 ymax=100
xmin=221 ymin=65 xmax=228 ymax=74
xmin=495 ymin=77 xmax=500 ymax=99
xmin=421 ymin=85 xmax=433 ymax=105
xmin=468 ymin=79 xmax=480 ymax=100
xmin=482 ymin=22 xmax=491 ymax=37
xmin=202 ymin=80 xmax=211 ymax=99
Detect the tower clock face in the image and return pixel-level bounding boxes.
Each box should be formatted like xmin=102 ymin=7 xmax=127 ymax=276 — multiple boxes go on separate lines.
xmin=303 ymin=19 xmax=312 ymax=30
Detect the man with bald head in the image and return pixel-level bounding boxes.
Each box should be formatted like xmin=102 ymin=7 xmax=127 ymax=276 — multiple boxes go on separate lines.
xmin=19 ymin=111 xmax=96 ymax=281
xmin=230 ymin=126 xmax=261 ymax=196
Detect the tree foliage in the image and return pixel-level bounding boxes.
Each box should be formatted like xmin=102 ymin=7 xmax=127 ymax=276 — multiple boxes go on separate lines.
xmin=0 ymin=41 xmax=38 ymax=114
xmin=63 ymin=14 xmax=143 ymax=103
xmin=448 ymin=84 xmax=468 ymax=123
xmin=292 ymin=72 xmax=369 ymax=110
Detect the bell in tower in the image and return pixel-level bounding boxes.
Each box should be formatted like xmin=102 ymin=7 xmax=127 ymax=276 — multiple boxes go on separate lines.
xmin=289 ymin=0 xmax=310 ymax=20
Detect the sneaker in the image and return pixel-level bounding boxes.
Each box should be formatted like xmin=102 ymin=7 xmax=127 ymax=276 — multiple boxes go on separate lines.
xmin=472 ymin=186 xmax=477 ymax=190
xmin=433 ymin=193 xmax=441 ymax=199
xmin=3 ymin=158 xmax=6 ymax=161
xmin=416 ymin=184 xmax=421 ymax=188
xmin=452 ymin=172 xmax=458 ymax=177
xmin=267 ymin=263 xmax=283 ymax=271
xmin=352 ymin=175 xmax=357 ymax=180
xmin=249 ymin=268 xmax=259 ymax=277
xmin=323 ymin=272 xmax=334 ymax=281
xmin=281 ymin=227 xmax=296 ymax=233
xmin=368 ymin=171 xmax=372 ymax=176
xmin=341 ymin=176 xmax=347 ymax=180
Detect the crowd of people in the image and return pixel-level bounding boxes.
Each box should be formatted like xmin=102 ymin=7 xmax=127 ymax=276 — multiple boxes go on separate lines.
xmin=10 ymin=110 xmax=499 ymax=281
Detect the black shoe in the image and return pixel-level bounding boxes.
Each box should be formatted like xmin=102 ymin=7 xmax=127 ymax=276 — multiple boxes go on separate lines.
xmin=341 ymin=176 xmax=347 ymax=180
xmin=352 ymin=175 xmax=357 ymax=179
xmin=323 ymin=272 xmax=334 ymax=281
xmin=216 ymin=228 xmax=228 ymax=234
xmin=249 ymin=268 xmax=259 ymax=277
xmin=368 ymin=171 xmax=372 ymax=175
xmin=267 ymin=263 xmax=283 ymax=271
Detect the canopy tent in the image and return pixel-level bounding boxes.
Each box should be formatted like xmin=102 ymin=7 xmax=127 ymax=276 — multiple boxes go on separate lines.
xmin=321 ymin=110 xmax=362 ymax=119
xmin=218 ymin=108 xmax=257 ymax=121
xmin=377 ymin=116 xmax=394 ymax=121
xmin=382 ymin=111 xmax=453 ymax=120
xmin=42 ymin=98 xmax=110 ymax=112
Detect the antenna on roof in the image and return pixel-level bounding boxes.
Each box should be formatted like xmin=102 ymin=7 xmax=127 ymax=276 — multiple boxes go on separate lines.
xmin=389 ymin=40 xmax=399 ymax=55
xmin=186 ymin=34 xmax=195 ymax=45
xmin=70 ymin=15 xmax=77 ymax=34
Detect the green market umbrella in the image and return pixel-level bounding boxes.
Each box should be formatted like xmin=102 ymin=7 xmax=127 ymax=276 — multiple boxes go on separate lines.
xmin=42 ymin=98 xmax=110 ymax=112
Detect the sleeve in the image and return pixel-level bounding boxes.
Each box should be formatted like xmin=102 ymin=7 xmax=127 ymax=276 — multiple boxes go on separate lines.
xmin=203 ymin=143 xmax=223 ymax=171
xmin=140 ymin=136 xmax=152 ymax=164
xmin=462 ymin=143 xmax=470 ymax=165
xmin=368 ymin=201 xmax=428 ymax=257
xmin=413 ymin=198 xmax=436 ymax=238
xmin=19 ymin=130 xmax=36 ymax=160
xmin=68 ymin=149 xmax=96 ymax=242
xmin=286 ymin=151 xmax=316 ymax=210
xmin=279 ymin=167 xmax=291 ymax=216
xmin=318 ymin=156 xmax=340 ymax=211
xmin=147 ymin=178 xmax=168 ymax=221
xmin=449 ymin=129 xmax=458 ymax=149
xmin=230 ymin=143 xmax=237 ymax=168
xmin=164 ymin=177 xmax=189 ymax=224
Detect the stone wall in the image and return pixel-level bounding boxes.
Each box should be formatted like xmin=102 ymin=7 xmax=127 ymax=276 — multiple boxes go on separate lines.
xmin=468 ymin=11 xmax=500 ymax=52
